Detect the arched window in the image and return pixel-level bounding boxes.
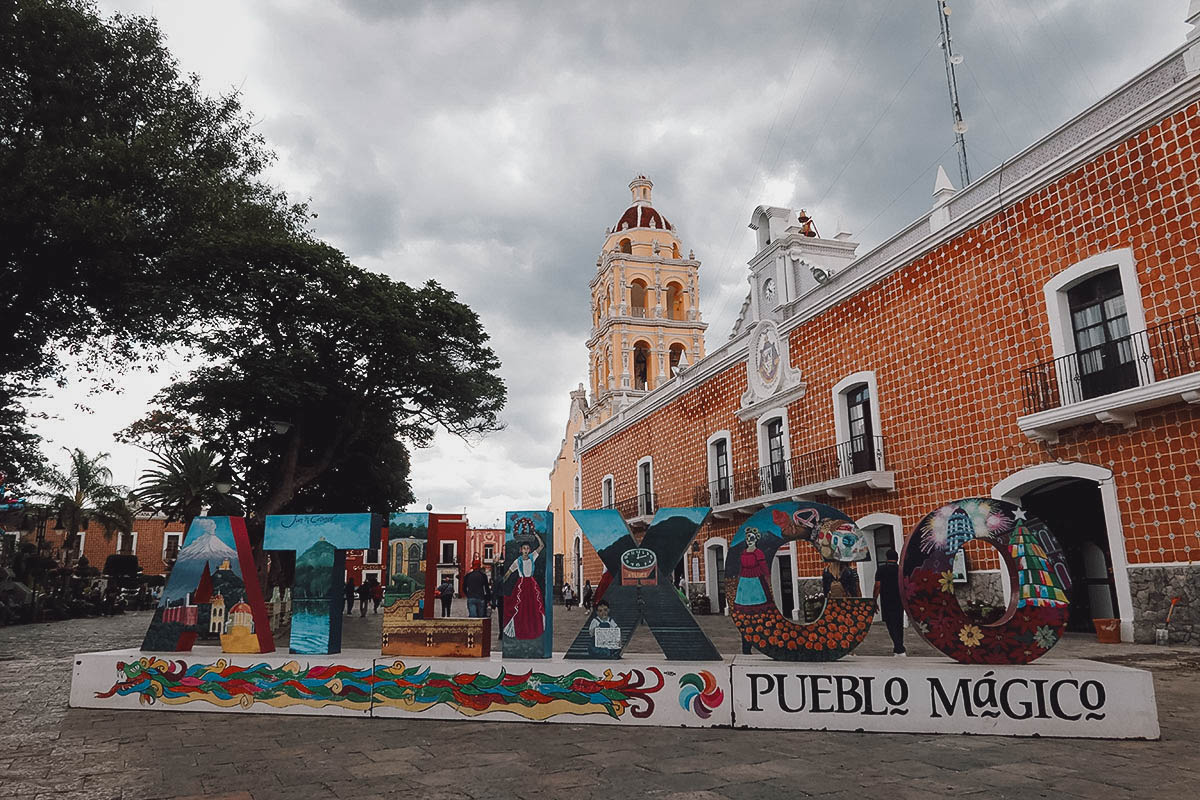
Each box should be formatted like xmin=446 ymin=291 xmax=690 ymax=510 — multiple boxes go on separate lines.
xmin=668 ymin=343 xmax=685 ymax=378
xmin=633 ymin=341 xmax=651 ymax=390
xmin=630 ymin=279 xmax=647 ymax=318
xmin=407 ymin=543 xmax=421 ymax=577
xmin=672 ymin=243 xmax=680 ymax=259
xmin=665 ymin=282 xmax=684 ymax=320
xmin=619 ymin=238 xmax=632 ymax=254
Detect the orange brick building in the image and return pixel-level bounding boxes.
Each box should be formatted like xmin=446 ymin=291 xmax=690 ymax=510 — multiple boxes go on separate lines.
xmin=570 ymin=30 xmax=1200 ymax=644
xmin=9 ymin=514 xmax=188 ymax=576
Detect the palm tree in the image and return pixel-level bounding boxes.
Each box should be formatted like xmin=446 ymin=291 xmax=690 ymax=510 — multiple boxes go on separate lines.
xmin=135 ymin=446 xmax=241 ymax=537
xmin=43 ymin=449 xmax=134 ymax=561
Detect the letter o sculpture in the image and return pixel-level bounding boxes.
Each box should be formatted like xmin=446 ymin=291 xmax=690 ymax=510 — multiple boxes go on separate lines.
xmin=726 ymin=501 xmax=874 ymax=662
xmin=900 ymin=498 xmax=1071 ymax=664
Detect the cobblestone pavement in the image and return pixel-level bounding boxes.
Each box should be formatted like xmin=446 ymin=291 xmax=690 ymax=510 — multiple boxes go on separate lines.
xmin=3 ymin=609 xmax=1200 ymax=800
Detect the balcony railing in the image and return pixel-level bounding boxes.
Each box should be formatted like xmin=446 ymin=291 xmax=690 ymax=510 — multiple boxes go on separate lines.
xmin=1020 ymin=312 xmax=1200 ymax=414
xmin=692 ymin=436 xmax=887 ymax=506
xmin=608 ymin=492 xmax=657 ymax=520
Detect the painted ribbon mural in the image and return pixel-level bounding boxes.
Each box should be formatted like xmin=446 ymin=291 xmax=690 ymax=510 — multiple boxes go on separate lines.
xmin=900 ymin=498 xmax=1070 ymax=665
xmin=726 ymin=502 xmax=875 ymax=661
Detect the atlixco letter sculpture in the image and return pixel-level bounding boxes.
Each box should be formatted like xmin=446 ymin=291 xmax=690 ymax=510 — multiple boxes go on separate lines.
xmin=567 ymin=507 xmax=720 ymax=661
xmin=501 ymin=511 xmax=553 ymax=658
xmin=141 ymin=516 xmax=274 ymax=654
xmin=900 ymin=498 xmax=1070 ymax=664
xmin=264 ymin=513 xmax=381 ymax=655
xmin=726 ymin=502 xmax=874 ymax=661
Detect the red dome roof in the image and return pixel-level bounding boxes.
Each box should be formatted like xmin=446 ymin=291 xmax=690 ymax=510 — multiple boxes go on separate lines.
xmin=614 ymin=204 xmax=671 ymax=233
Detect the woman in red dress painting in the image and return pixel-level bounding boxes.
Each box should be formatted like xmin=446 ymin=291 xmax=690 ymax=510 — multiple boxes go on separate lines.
xmin=735 ymin=528 xmax=770 ymax=607
xmin=502 ymin=526 xmax=546 ymax=640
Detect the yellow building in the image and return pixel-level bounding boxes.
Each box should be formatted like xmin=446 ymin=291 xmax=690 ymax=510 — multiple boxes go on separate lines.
xmin=219 ymin=600 xmax=259 ymax=653
xmin=548 ymin=384 xmax=588 ymax=597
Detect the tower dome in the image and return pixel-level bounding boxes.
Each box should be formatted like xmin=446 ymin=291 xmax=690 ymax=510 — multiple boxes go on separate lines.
xmin=614 ymin=175 xmax=672 ymax=232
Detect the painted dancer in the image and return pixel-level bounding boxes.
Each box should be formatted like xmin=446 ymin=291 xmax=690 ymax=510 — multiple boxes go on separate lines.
xmin=736 ymin=529 xmax=770 ymax=606
xmin=503 ymin=530 xmax=546 ymax=639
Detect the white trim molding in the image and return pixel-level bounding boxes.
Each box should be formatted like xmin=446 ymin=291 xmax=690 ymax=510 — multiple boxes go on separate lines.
xmin=1043 ymin=248 xmax=1147 ymax=362
xmin=992 ymin=461 xmax=1134 ymax=643
xmin=1019 ymin=371 xmax=1200 ymax=442
xmin=832 ymin=370 xmax=885 ymax=477
xmin=706 ymin=430 xmax=733 ymax=506
xmin=704 ymin=538 xmax=728 ymax=615
xmin=755 ymin=407 xmax=791 ymax=472
xmin=856 ymin=512 xmax=906 ymax=625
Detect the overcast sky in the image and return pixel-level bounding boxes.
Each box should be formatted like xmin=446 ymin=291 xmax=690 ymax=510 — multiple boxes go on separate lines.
xmin=32 ymin=0 xmax=1191 ymax=524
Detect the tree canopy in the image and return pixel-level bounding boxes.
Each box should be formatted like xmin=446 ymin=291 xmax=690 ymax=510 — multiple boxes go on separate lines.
xmin=0 ymin=0 xmax=306 ymax=486
xmin=128 ymin=237 xmax=506 ymax=519
xmin=2 ymin=1 xmax=507 ymax=517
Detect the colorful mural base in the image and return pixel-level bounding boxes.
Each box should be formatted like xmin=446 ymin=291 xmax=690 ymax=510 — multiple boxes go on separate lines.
xmin=70 ymin=648 xmax=1158 ymax=738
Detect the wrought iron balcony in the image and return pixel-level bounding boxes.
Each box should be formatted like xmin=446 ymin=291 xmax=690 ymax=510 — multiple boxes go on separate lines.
xmin=1018 ymin=312 xmax=1200 ymax=439
xmin=692 ymin=436 xmax=890 ymax=511
xmin=605 ymin=492 xmax=657 ymax=522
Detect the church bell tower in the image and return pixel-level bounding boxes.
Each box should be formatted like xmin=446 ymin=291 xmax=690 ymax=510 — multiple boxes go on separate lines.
xmin=585 ymin=176 xmax=707 ymax=426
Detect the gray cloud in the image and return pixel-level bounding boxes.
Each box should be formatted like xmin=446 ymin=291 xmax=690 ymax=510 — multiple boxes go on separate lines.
xmin=52 ymin=0 xmax=1191 ymax=520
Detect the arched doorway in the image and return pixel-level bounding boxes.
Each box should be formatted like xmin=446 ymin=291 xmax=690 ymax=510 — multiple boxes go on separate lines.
xmin=704 ymin=539 xmax=727 ymax=615
xmin=856 ymin=513 xmax=905 ymax=623
xmin=768 ymin=541 xmax=797 ymax=620
xmin=993 ymin=462 xmax=1133 ymax=641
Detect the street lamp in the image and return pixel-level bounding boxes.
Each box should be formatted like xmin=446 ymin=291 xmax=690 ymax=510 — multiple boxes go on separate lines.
xmin=271 ymin=420 xmax=293 ymax=435
xmin=215 ymin=465 xmax=233 ymax=495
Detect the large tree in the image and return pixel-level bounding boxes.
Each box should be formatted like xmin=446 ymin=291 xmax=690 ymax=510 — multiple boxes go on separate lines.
xmin=129 ymin=239 xmax=506 ymax=520
xmin=0 ymin=0 xmax=307 ymax=487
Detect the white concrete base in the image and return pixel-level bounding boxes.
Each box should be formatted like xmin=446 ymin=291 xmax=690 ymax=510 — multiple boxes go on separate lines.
xmin=70 ymin=648 xmax=1159 ymax=738
xmin=731 ymin=654 xmax=1159 ymax=738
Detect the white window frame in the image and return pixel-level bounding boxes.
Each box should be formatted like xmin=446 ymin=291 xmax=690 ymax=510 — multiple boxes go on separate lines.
xmin=483 ymin=543 xmax=495 ymax=561
xmin=832 ymin=371 xmax=884 ymax=477
xmin=364 ymin=545 xmax=382 ymax=565
xmin=756 ymin=408 xmax=791 ymax=494
xmin=636 ymin=456 xmax=654 ymax=515
xmin=601 ymin=474 xmax=615 ymax=508
xmin=162 ymin=531 xmax=183 ymax=562
xmin=706 ymin=430 xmax=733 ymax=504
xmin=573 ymin=470 xmax=582 ymax=507
xmin=118 ymin=530 xmax=138 ymax=556
xmin=440 ymin=540 xmax=457 ymax=565
xmin=1044 ymin=248 xmax=1147 ymax=362
xmin=1043 ymin=248 xmax=1153 ymax=398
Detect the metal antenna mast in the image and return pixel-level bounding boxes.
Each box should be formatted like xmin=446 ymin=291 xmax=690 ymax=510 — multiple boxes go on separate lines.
xmin=937 ymin=0 xmax=970 ymax=186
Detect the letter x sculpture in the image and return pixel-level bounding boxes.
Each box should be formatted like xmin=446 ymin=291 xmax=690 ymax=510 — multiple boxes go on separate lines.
xmin=567 ymin=507 xmax=720 ymax=661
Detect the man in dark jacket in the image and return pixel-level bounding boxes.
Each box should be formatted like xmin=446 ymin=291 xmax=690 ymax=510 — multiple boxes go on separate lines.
xmin=463 ymin=560 xmax=489 ymax=618
xmin=873 ymin=549 xmax=906 ymax=656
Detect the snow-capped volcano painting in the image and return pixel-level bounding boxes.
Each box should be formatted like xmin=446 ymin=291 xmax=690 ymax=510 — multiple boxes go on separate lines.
xmin=161 ymin=517 xmax=242 ymax=604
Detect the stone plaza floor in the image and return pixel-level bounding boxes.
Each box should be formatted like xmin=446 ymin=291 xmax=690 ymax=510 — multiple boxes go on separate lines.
xmin=2 ymin=606 xmax=1200 ymax=799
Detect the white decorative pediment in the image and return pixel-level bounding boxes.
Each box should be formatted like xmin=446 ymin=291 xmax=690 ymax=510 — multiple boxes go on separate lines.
xmin=738 ymin=320 xmax=805 ymax=420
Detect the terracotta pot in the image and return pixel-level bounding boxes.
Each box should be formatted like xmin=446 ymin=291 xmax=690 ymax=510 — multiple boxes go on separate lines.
xmin=1093 ymin=617 xmax=1121 ymax=643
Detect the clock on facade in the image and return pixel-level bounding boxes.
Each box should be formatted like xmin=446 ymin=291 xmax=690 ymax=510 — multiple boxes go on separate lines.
xmin=762 ymin=277 xmax=776 ymax=306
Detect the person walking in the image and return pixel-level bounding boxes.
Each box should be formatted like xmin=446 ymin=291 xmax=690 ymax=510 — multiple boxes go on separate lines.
xmin=371 ymin=577 xmax=383 ymax=613
xmin=562 ymin=582 xmax=575 ymax=610
xmin=438 ymin=576 xmax=455 ymax=618
xmin=463 ymin=560 xmax=489 ymax=618
xmin=582 ymin=580 xmax=594 ymax=611
xmin=873 ymin=549 xmax=906 ymax=656
xmin=343 ymin=578 xmax=356 ymax=615
xmin=357 ymin=579 xmax=372 ymax=618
